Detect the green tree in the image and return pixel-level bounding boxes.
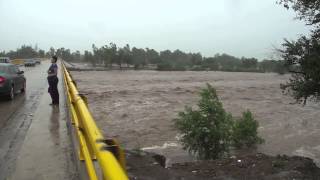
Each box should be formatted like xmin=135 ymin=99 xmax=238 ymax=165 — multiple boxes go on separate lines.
xmin=241 ymin=57 xmax=258 ymax=70
xmin=278 ymin=0 xmax=320 ymax=103
xmin=49 ymin=47 xmax=55 ymax=57
xmin=174 ymin=84 xmax=233 ymax=159
xmin=278 ymin=0 xmax=320 ymax=25
xmin=72 ymin=50 xmax=81 ymax=61
xmin=233 ymin=110 xmax=264 ymax=148
xmin=16 ymin=45 xmax=38 ymax=58
xmin=91 ymin=44 xmax=100 ymax=66
xmin=259 ymin=59 xmax=278 ymax=72
xmin=202 ymin=57 xmax=219 ymax=70
xmin=280 ymin=37 xmax=320 ymax=103
xmin=146 ymin=48 xmax=160 ymax=64
xmin=0 ymin=51 xmax=5 ymax=57
xmin=84 ymin=50 xmax=94 ymax=63
xmin=38 ymin=50 xmax=45 ymax=58
xmin=109 ymin=43 xmax=118 ymax=67
xmin=122 ymin=44 xmax=132 ymax=67
xmin=190 ymin=53 xmax=203 ymax=66
xmin=221 ymin=54 xmax=241 ymax=71
xmin=132 ymin=47 xmax=146 ymax=69
xmin=100 ymin=45 xmax=111 ymax=67
xmin=175 ymin=84 xmax=264 ymax=159
xmin=117 ymin=48 xmax=124 ymax=69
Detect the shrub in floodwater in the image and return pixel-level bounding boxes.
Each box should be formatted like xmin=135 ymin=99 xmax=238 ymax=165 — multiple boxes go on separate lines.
xmin=174 ymin=84 xmax=264 ymax=160
xmin=174 ymin=83 xmax=233 ymax=159
xmin=232 ymin=110 xmax=264 ymax=148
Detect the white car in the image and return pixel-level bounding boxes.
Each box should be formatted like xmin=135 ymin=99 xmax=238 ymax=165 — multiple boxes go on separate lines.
xmin=24 ymin=59 xmax=36 ymax=67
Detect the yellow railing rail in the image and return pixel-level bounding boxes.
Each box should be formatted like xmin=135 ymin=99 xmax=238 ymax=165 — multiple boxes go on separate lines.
xmin=61 ymin=62 xmax=128 ymax=180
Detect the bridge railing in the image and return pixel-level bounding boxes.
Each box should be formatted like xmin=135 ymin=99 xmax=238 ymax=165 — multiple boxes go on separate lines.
xmin=61 ymin=62 xmax=128 ymax=180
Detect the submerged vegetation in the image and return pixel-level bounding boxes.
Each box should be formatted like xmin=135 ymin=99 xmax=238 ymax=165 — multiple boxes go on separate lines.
xmin=174 ymin=84 xmax=264 ymax=160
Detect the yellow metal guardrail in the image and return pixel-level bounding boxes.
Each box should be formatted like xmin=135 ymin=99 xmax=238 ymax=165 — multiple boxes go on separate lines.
xmin=11 ymin=59 xmax=24 ymax=65
xmin=62 ymin=62 xmax=128 ymax=180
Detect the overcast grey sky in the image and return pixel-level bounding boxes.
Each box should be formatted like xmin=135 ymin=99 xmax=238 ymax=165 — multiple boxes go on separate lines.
xmin=0 ymin=0 xmax=310 ymax=59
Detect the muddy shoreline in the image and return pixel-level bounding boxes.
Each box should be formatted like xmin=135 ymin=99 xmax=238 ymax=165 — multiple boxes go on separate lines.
xmin=126 ymin=150 xmax=320 ymax=180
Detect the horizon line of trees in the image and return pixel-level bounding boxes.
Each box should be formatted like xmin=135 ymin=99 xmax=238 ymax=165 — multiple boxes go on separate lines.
xmin=0 ymin=44 xmax=285 ymax=73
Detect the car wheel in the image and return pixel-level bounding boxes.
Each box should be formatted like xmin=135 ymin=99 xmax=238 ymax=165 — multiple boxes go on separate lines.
xmin=21 ymin=81 xmax=26 ymax=93
xmin=8 ymin=86 xmax=14 ymax=100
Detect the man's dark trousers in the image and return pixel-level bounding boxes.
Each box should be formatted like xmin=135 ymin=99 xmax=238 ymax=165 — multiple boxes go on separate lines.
xmin=48 ymin=76 xmax=59 ymax=104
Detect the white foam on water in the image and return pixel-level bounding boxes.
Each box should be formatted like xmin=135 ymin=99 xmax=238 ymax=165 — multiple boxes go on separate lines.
xmin=293 ymin=147 xmax=316 ymax=159
xmin=142 ymin=142 xmax=179 ymax=151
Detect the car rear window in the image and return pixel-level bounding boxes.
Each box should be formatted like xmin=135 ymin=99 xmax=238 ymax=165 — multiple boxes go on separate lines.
xmin=0 ymin=66 xmax=9 ymax=73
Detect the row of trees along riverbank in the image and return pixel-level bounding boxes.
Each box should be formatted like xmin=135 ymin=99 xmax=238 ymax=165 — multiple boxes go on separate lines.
xmin=0 ymin=44 xmax=286 ymax=73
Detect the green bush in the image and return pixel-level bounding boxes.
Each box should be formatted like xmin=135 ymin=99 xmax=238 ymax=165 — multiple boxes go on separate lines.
xmin=274 ymin=61 xmax=287 ymax=75
xmin=171 ymin=64 xmax=186 ymax=71
xmin=174 ymin=84 xmax=264 ymax=160
xmin=190 ymin=66 xmax=205 ymax=71
xmin=174 ymin=84 xmax=233 ymax=159
xmin=157 ymin=62 xmax=187 ymax=71
xmin=156 ymin=62 xmax=172 ymax=71
xmin=232 ymin=110 xmax=264 ymax=148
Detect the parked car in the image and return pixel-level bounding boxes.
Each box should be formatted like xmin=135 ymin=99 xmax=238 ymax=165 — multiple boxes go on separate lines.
xmin=0 ymin=57 xmax=11 ymax=63
xmin=24 ymin=59 xmax=36 ymax=67
xmin=35 ymin=59 xmax=41 ymax=64
xmin=0 ymin=64 xmax=26 ymax=100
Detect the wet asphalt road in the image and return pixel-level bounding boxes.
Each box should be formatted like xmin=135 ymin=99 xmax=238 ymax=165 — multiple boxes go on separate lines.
xmin=0 ymin=61 xmax=78 ymax=180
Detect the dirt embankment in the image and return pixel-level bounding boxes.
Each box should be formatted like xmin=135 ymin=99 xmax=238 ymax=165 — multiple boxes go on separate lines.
xmin=126 ymin=150 xmax=320 ymax=180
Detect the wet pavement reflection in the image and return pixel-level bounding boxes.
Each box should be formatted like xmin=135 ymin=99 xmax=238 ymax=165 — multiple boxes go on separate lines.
xmin=49 ymin=106 xmax=60 ymax=146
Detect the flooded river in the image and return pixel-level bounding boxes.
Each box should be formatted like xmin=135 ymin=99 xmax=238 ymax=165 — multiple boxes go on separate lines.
xmin=72 ymin=70 xmax=320 ymax=166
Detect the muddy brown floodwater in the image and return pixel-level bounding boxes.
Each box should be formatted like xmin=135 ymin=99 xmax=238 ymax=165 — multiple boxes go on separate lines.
xmin=72 ymin=70 xmax=320 ymax=166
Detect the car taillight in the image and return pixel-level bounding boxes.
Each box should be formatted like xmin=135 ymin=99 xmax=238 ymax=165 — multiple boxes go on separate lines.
xmin=0 ymin=76 xmax=5 ymax=84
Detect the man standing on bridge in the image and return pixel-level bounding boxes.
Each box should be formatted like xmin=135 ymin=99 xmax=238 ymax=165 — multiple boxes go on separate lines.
xmin=47 ymin=56 xmax=59 ymax=105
